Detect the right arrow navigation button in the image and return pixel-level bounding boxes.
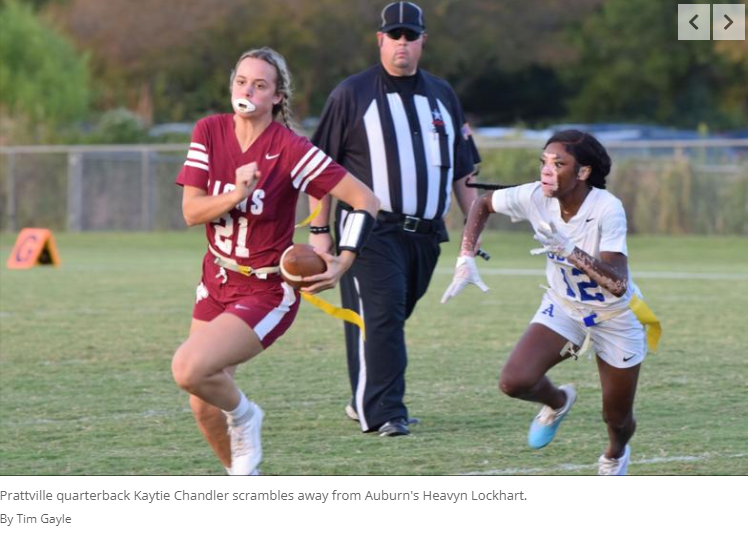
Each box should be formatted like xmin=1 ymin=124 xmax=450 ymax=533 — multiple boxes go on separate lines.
xmin=713 ymin=4 xmax=745 ymax=41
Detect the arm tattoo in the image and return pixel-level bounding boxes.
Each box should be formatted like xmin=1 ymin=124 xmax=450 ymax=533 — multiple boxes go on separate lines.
xmin=567 ymin=248 xmax=629 ymax=297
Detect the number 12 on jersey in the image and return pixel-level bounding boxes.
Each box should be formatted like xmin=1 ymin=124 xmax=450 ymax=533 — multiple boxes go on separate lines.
xmin=560 ymin=267 xmax=605 ymax=302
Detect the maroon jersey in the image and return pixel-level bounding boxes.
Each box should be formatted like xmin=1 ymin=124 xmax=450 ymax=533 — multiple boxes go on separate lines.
xmin=176 ymin=115 xmax=346 ymax=268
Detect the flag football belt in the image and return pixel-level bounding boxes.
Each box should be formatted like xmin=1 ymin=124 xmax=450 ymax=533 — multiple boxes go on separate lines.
xmin=549 ymin=288 xmax=662 ymax=358
xmin=208 ymin=245 xmax=279 ymax=279
xmin=208 ymin=197 xmax=322 ymax=277
xmin=209 ymin=245 xmax=366 ymax=337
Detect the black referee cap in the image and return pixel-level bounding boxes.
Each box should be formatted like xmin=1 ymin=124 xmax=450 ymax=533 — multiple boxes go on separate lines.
xmin=380 ymin=2 xmax=426 ymax=33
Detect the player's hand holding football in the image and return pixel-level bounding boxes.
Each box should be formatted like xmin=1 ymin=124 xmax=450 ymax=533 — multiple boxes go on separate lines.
xmin=440 ymin=255 xmax=489 ymax=303
xmin=299 ymin=250 xmax=356 ymax=294
xmin=234 ymin=162 xmax=261 ymax=202
xmin=308 ymin=231 xmax=334 ymax=256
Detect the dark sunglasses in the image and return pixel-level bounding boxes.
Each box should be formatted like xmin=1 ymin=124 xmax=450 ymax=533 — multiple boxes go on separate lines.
xmin=385 ymin=28 xmax=422 ymax=41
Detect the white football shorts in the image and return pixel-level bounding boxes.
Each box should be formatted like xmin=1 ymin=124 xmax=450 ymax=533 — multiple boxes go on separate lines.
xmin=530 ymin=291 xmax=647 ymax=369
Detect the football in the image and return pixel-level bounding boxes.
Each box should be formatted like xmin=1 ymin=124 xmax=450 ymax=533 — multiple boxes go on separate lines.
xmin=279 ymin=244 xmax=327 ymax=289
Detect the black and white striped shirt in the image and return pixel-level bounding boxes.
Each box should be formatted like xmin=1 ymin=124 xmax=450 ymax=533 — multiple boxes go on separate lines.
xmin=312 ymin=65 xmax=478 ymax=220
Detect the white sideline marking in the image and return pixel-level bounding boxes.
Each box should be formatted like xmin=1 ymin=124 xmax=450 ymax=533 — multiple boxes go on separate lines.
xmin=435 ymin=268 xmax=748 ymax=281
xmin=457 ymin=452 xmax=747 ymax=475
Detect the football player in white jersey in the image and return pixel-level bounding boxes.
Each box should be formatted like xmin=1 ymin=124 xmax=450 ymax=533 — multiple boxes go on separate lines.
xmin=443 ymin=130 xmax=655 ymax=476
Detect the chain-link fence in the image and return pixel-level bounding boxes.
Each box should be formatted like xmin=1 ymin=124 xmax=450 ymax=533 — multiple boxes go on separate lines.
xmin=0 ymin=144 xmax=186 ymax=232
xmin=1 ymin=140 xmax=747 ymax=234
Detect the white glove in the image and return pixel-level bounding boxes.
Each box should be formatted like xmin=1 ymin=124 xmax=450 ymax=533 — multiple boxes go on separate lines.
xmin=530 ymin=221 xmax=576 ymax=257
xmin=441 ymin=255 xmax=489 ymax=304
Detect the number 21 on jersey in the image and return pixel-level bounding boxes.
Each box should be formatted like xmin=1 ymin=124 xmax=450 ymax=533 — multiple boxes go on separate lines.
xmin=211 ymin=181 xmax=265 ymax=258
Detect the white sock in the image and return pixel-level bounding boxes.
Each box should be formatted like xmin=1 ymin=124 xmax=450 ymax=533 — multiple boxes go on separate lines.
xmin=223 ymin=392 xmax=252 ymax=426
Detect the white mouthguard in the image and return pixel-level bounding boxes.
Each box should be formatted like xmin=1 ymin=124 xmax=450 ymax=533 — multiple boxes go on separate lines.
xmin=232 ymin=98 xmax=256 ymax=114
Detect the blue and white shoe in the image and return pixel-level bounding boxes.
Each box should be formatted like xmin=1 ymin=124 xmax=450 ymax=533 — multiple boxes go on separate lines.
xmin=598 ymin=445 xmax=631 ymax=475
xmin=527 ymin=384 xmax=577 ymax=449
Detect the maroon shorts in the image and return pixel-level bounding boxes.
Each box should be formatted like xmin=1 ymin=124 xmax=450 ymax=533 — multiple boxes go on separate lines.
xmin=193 ymin=253 xmax=299 ymax=348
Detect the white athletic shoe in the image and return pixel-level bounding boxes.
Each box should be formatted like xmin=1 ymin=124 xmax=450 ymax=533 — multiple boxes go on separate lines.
xmin=344 ymin=403 xmax=421 ymax=426
xmin=225 ymin=467 xmax=260 ymax=476
xmin=345 ymin=403 xmax=359 ymax=421
xmin=598 ymin=445 xmax=631 ymax=476
xmin=228 ymin=402 xmax=264 ymax=476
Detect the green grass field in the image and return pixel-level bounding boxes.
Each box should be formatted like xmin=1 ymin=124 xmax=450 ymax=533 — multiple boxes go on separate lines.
xmin=1 ymin=230 xmax=746 ymax=475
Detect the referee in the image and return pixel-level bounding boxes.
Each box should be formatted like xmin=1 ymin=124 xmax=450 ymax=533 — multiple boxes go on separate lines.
xmin=309 ymin=1 xmax=481 ymax=436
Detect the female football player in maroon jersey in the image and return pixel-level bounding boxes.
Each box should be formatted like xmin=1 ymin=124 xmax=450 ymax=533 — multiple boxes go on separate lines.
xmin=171 ymin=47 xmax=379 ymax=475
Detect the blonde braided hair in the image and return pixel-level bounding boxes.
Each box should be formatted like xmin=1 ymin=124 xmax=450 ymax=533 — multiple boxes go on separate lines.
xmin=229 ymin=47 xmax=294 ymax=130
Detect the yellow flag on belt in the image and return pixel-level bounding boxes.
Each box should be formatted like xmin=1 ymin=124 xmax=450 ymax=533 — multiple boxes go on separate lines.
xmin=295 ymin=202 xmax=362 ymax=334
xmin=295 ymin=202 xmax=322 ymax=229
xmin=301 ymin=292 xmax=365 ymax=339
xmin=629 ymin=295 xmax=662 ymax=352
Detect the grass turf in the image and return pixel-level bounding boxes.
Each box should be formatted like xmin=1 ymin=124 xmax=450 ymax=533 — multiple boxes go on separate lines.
xmin=1 ymin=230 xmax=746 ymax=475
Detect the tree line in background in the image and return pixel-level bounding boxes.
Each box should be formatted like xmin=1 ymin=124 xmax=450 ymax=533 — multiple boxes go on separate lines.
xmin=1 ymin=0 xmax=746 ymax=144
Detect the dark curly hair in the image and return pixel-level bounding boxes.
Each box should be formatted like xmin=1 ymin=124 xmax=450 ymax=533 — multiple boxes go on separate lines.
xmin=545 ymin=130 xmax=612 ymax=189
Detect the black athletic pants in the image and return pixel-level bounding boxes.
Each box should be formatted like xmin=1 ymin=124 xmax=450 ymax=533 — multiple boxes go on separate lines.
xmin=336 ymin=207 xmax=441 ymax=432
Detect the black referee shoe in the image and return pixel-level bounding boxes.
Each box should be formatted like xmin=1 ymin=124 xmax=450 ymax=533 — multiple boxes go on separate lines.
xmin=378 ymin=418 xmax=410 ymax=437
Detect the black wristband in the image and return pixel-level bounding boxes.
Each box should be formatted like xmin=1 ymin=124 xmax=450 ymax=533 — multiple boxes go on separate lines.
xmin=309 ymin=226 xmax=331 ymax=234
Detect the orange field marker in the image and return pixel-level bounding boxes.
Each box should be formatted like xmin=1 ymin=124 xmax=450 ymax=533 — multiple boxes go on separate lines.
xmin=6 ymin=228 xmax=61 ymax=269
